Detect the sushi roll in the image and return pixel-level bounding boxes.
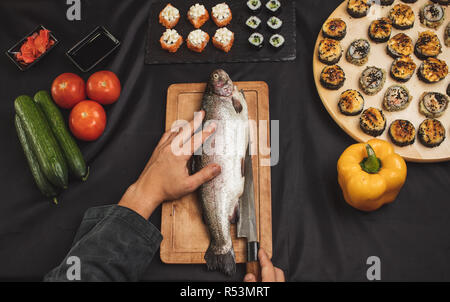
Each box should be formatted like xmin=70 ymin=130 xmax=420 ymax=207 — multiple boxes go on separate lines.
xmin=338 ymin=89 xmax=365 ymax=116
xmin=415 ymin=31 xmax=442 ymax=60
xmin=159 ymin=3 xmax=180 ymax=29
xmin=390 ymin=56 xmax=417 ymax=82
xmin=266 ymin=0 xmax=281 ymax=15
xmin=320 ymin=65 xmax=346 ymax=90
xmin=187 ymin=3 xmax=209 ymax=29
xmin=380 ymin=0 xmax=395 ymax=6
xmin=420 ymin=3 xmax=445 ymax=29
xmin=267 ymin=16 xmax=283 ymax=32
xmin=246 ymin=16 xmax=262 ymax=31
xmin=389 ymin=4 xmax=415 ymax=30
xmin=387 ymin=33 xmax=413 ymax=58
xmin=347 ymin=0 xmax=371 ymax=18
xmin=418 ymin=58 xmax=448 ymax=83
xmin=368 ymin=18 xmax=392 ymax=43
xmin=186 ymin=29 xmax=209 ymax=53
xmin=346 ymin=39 xmax=370 ymax=66
xmin=360 ymin=107 xmax=386 ymax=137
xmin=359 ymin=66 xmax=386 ymax=95
xmin=212 ymin=27 xmax=234 ymax=53
xmin=418 ymin=119 xmax=446 ymax=148
xmin=249 ymin=33 xmax=264 ymax=50
xmin=318 ymin=38 xmax=342 ymax=65
xmin=382 ymin=85 xmax=412 ymax=112
xmin=269 ymin=34 xmax=285 ymax=50
xmin=160 ymin=29 xmax=183 ymax=53
xmin=445 ymin=23 xmax=450 ymax=47
xmin=388 ymin=120 xmax=416 ymax=147
xmin=247 ymin=0 xmax=262 ymax=14
xmin=419 ymin=92 xmax=449 ymax=118
xmin=212 ymin=3 xmax=232 ymax=27
xmin=322 ymin=18 xmax=347 ymax=40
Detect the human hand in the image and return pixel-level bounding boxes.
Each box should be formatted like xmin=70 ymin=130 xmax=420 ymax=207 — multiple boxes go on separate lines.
xmin=119 ymin=111 xmax=221 ymax=219
xmin=243 ymin=249 xmax=285 ymax=282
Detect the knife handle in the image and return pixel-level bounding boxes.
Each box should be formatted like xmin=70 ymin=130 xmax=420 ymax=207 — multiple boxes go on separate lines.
xmin=246 ymin=242 xmax=261 ymax=281
xmin=246 ymin=261 xmax=261 ymax=282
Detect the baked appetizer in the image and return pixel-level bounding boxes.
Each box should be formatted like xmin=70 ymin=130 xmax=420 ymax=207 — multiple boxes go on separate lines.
xmin=320 ymin=65 xmax=346 ymax=90
xmin=212 ymin=27 xmax=234 ymax=53
xmin=211 ymin=3 xmax=232 ymax=27
xmin=188 ymin=3 xmax=209 ymax=29
xmin=186 ymin=29 xmax=209 ymax=53
xmin=390 ymin=56 xmax=417 ymax=82
xmin=418 ymin=57 xmax=448 ymax=83
xmin=249 ymin=32 xmax=264 ymax=49
xmin=360 ymin=107 xmax=386 ymax=137
xmin=269 ymin=34 xmax=285 ymax=50
xmin=359 ymin=66 xmax=386 ymax=95
xmin=418 ymin=119 xmax=446 ymax=147
xmin=387 ymin=33 xmax=413 ymax=58
xmin=346 ymin=39 xmax=370 ymax=66
xmin=368 ymin=17 xmax=392 ymax=43
xmin=383 ymin=85 xmax=412 ymax=112
xmin=388 ymin=120 xmax=416 ymax=147
xmin=267 ymin=16 xmax=283 ymax=32
xmin=380 ymin=0 xmax=395 ymax=5
xmin=419 ymin=3 xmax=445 ymax=29
xmin=347 ymin=0 xmax=371 ymax=18
xmin=389 ymin=4 xmax=415 ymax=30
xmin=318 ymin=38 xmax=343 ymax=65
xmin=322 ymin=18 xmax=347 ymax=40
xmin=247 ymin=0 xmax=262 ymax=14
xmin=445 ymin=22 xmax=450 ymax=47
xmin=159 ymin=3 xmax=180 ymax=29
xmin=246 ymin=16 xmax=261 ymax=30
xmin=419 ymin=92 xmax=449 ymax=118
xmin=160 ymin=29 xmax=183 ymax=53
xmin=266 ymin=0 xmax=281 ymax=15
xmin=415 ymin=31 xmax=442 ymax=60
xmin=338 ymin=89 xmax=364 ymax=116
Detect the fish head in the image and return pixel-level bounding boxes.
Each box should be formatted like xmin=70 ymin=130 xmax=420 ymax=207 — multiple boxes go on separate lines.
xmin=206 ymin=69 xmax=234 ymax=97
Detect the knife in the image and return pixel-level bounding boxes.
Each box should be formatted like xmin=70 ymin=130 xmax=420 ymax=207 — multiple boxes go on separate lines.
xmin=237 ymin=147 xmax=261 ymax=281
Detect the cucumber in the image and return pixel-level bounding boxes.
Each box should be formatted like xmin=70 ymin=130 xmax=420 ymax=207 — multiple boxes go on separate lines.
xmin=14 ymin=95 xmax=68 ymax=189
xmin=34 ymin=90 xmax=88 ymax=181
xmin=15 ymin=115 xmax=59 ymax=204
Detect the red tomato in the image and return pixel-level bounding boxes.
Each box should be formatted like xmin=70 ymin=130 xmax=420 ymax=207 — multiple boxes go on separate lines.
xmin=69 ymin=101 xmax=107 ymax=141
xmin=86 ymin=71 xmax=121 ymax=105
xmin=51 ymin=73 xmax=86 ymax=109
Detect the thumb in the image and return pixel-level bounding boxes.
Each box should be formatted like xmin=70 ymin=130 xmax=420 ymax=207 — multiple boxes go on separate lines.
xmin=244 ymin=273 xmax=256 ymax=282
xmin=187 ymin=164 xmax=221 ymax=191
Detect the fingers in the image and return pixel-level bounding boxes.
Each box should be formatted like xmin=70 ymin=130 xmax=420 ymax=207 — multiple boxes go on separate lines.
xmin=244 ymin=274 xmax=256 ymax=282
xmin=185 ymin=164 xmax=221 ymax=192
xmin=173 ymin=111 xmax=205 ymax=147
xmin=258 ymin=248 xmax=276 ymax=282
xmin=274 ymin=267 xmax=285 ymax=282
xmin=187 ymin=122 xmax=216 ymax=156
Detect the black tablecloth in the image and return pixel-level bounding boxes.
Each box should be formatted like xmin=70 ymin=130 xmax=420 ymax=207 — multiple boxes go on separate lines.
xmin=1 ymin=0 xmax=449 ymax=282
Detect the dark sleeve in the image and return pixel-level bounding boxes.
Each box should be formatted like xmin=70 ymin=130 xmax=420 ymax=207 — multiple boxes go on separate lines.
xmin=44 ymin=205 xmax=163 ymax=282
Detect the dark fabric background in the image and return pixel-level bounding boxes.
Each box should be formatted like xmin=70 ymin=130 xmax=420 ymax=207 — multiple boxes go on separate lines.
xmin=0 ymin=0 xmax=449 ymax=282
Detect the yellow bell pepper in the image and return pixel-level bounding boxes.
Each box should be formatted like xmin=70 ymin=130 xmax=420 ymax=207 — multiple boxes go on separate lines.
xmin=337 ymin=139 xmax=407 ymax=212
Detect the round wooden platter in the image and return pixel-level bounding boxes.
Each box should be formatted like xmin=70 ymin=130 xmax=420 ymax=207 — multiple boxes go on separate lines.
xmin=313 ymin=0 xmax=450 ymax=163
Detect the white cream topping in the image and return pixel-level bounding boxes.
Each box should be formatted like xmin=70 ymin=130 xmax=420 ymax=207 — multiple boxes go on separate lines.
xmin=162 ymin=29 xmax=180 ymax=45
xmin=214 ymin=27 xmax=233 ymax=44
xmin=188 ymin=29 xmax=207 ymax=46
xmin=161 ymin=4 xmax=179 ymax=22
xmin=212 ymin=3 xmax=230 ymax=21
xmin=188 ymin=3 xmax=206 ymax=19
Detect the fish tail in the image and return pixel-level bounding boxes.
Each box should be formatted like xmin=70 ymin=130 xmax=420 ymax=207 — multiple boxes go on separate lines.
xmin=204 ymin=245 xmax=236 ymax=276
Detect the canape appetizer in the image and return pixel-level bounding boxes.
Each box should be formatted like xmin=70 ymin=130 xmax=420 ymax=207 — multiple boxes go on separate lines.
xmin=212 ymin=27 xmax=234 ymax=53
xmin=360 ymin=107 xmax=386 ymax=137
xmin=388 ymin=120 xmax=416 ymax=147
xmin=160 ymin=29 xmax=183 ymax=53
xmin=383 ymin=85 xmax=412 ymax=112
xmin=420 ymin=3 xmax=445 ymax=29
xmin=187 ymin=29 xmax=209 ymax=53
xmin=418 ymin=119 xmax=446 ymax=148
xmin=418 ymin=58 xmax=448 ymax=83
xmin=347 ymin=0 xmax=371 ymax=18
xmin=322 ymin=18 xmax=347 ymax=40
xmin=359 ymin=66 xmax=386 ymax=95
xmin=419 ymin=92 xmax=449 ymax=118
xmin=188 ymin=3 xmax=209 ymax=28
xmin=338 ymin=89 xmax=365 ymax=116
xmin=212 ymin=3 xmax=232 ymax=27
xmin=389 ymin=4 xmax=415 ymax=30
xmin=318 ymin=38 xmax=343 ymax=65
xmin=320 ymin=65 xmax=346 ymax=90
xmin=387 ymin=33 xmax=413 ymax=58
xmin=159 ymin=3 xmax=180 ymax=29
xmin=368 ymin=18 xmax=392 ymax=43
xmin=346 ymin=39 xmax=370 ymax=66
xmin=390 ymin=56 xmax=416 ymax=82
xmin=415 ymin=31 xmax=442 ymax=60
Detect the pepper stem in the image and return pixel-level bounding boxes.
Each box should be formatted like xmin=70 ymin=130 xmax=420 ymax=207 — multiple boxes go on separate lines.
xmin=360 ymin=144 xmax=381 ymax=174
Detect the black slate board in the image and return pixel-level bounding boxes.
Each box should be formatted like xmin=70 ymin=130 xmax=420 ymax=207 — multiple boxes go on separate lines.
xmin=145 ymin=0 xmax=296 ymax=65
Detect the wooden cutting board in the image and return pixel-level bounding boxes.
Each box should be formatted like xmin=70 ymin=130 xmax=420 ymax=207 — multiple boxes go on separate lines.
xmin=161 ymin=81 xmax=272 ymax=264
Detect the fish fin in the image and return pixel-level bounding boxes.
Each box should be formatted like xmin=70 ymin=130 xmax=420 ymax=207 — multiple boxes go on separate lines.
xmin=229 ymin=203 xmax=240 ymax=224
xmin=232 ymin=96 xmax=243 ymax=114
xmin=204 ymin=246 xmax=236 ymax=276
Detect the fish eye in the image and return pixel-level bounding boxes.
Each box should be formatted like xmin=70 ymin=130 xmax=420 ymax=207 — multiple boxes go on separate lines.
xmin=213 ymin=74 xmax=219 ymax=79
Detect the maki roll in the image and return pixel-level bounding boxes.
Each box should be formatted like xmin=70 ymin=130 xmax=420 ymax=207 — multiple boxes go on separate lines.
xmin=390 ymin=56 xmax=417 ymax=82
xmin=322 ymin=18 xmax=347 ymax=40
xmin=380 ymin=0 xmax=395 ymax=5
xmin=267 ymin=16 xmax=283 ymax=32
xmin=347 ymin=0 xmax=371 ymax=18
xmin=415 ymin=31 xmax=442 ymax=60
xmin=187 ymin=3 xmax=209 ymax=29
xmin=249 ymin=33 xmax=264 ymax=50
xmin=359 ymin=66 xmax=386 ymax=95
xmin=382 ymin=85 xmax=412 ymax=112
xmin=160 ymin=29 xmax=183 ymax=53
xmin=269 ymin=34 xmax=285 ymax=50
xmin=266 ymin=0 xmax=281 ymax=15
xmin=420 ymin=3 xmax=445 ymax=29
xmin=246 ymin=16 xmax=262 ymax=31
xmin=418 ymin=58 xmax=448 ymax=83
xmin=418 ymin=119 xmax=446 ymax=148
xmin=338 ymin=89 xmax=365 ymax=116
xmin=186 ymin=29 xmax=210 ymax=53
xmin=388 ymin=120 xmax=416 ymax=147
xmin=346 ymin=39 xmax=370 ymax=66
xmin=211 ymin=3 xmax=232 ymax=27
xmin=387 ymin=33 xmax=413 ymax=58
xmin=360 ymin=107 xmax=386 ymax=137
xmin=320 ymin=65 xmax=346 ymax=90
xmin=318 ymin=38 xmax=342 ymax=65
xmin=247 ymin=0 xmax=262 ymax=14
xmin=445 ymin=23 xmax=450 ymax=47
xmin=212 ymin=27 xmax=234 ymax=53
xmin=159 ymin=3 xmax=180 ymax=29
xmin=419 ymin=92 xmax=449 ymax=118
xmin=389 ymin=4 xmax=415 ymax=30
xmin=368 ymin=18 xmax=392 ymax=43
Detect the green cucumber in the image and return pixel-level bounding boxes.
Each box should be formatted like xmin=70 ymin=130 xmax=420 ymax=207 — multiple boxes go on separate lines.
xmin=14 ymin=95 xmax=68 ymax=189
xmin=34 ymin=90 xmax=88 ymax=181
